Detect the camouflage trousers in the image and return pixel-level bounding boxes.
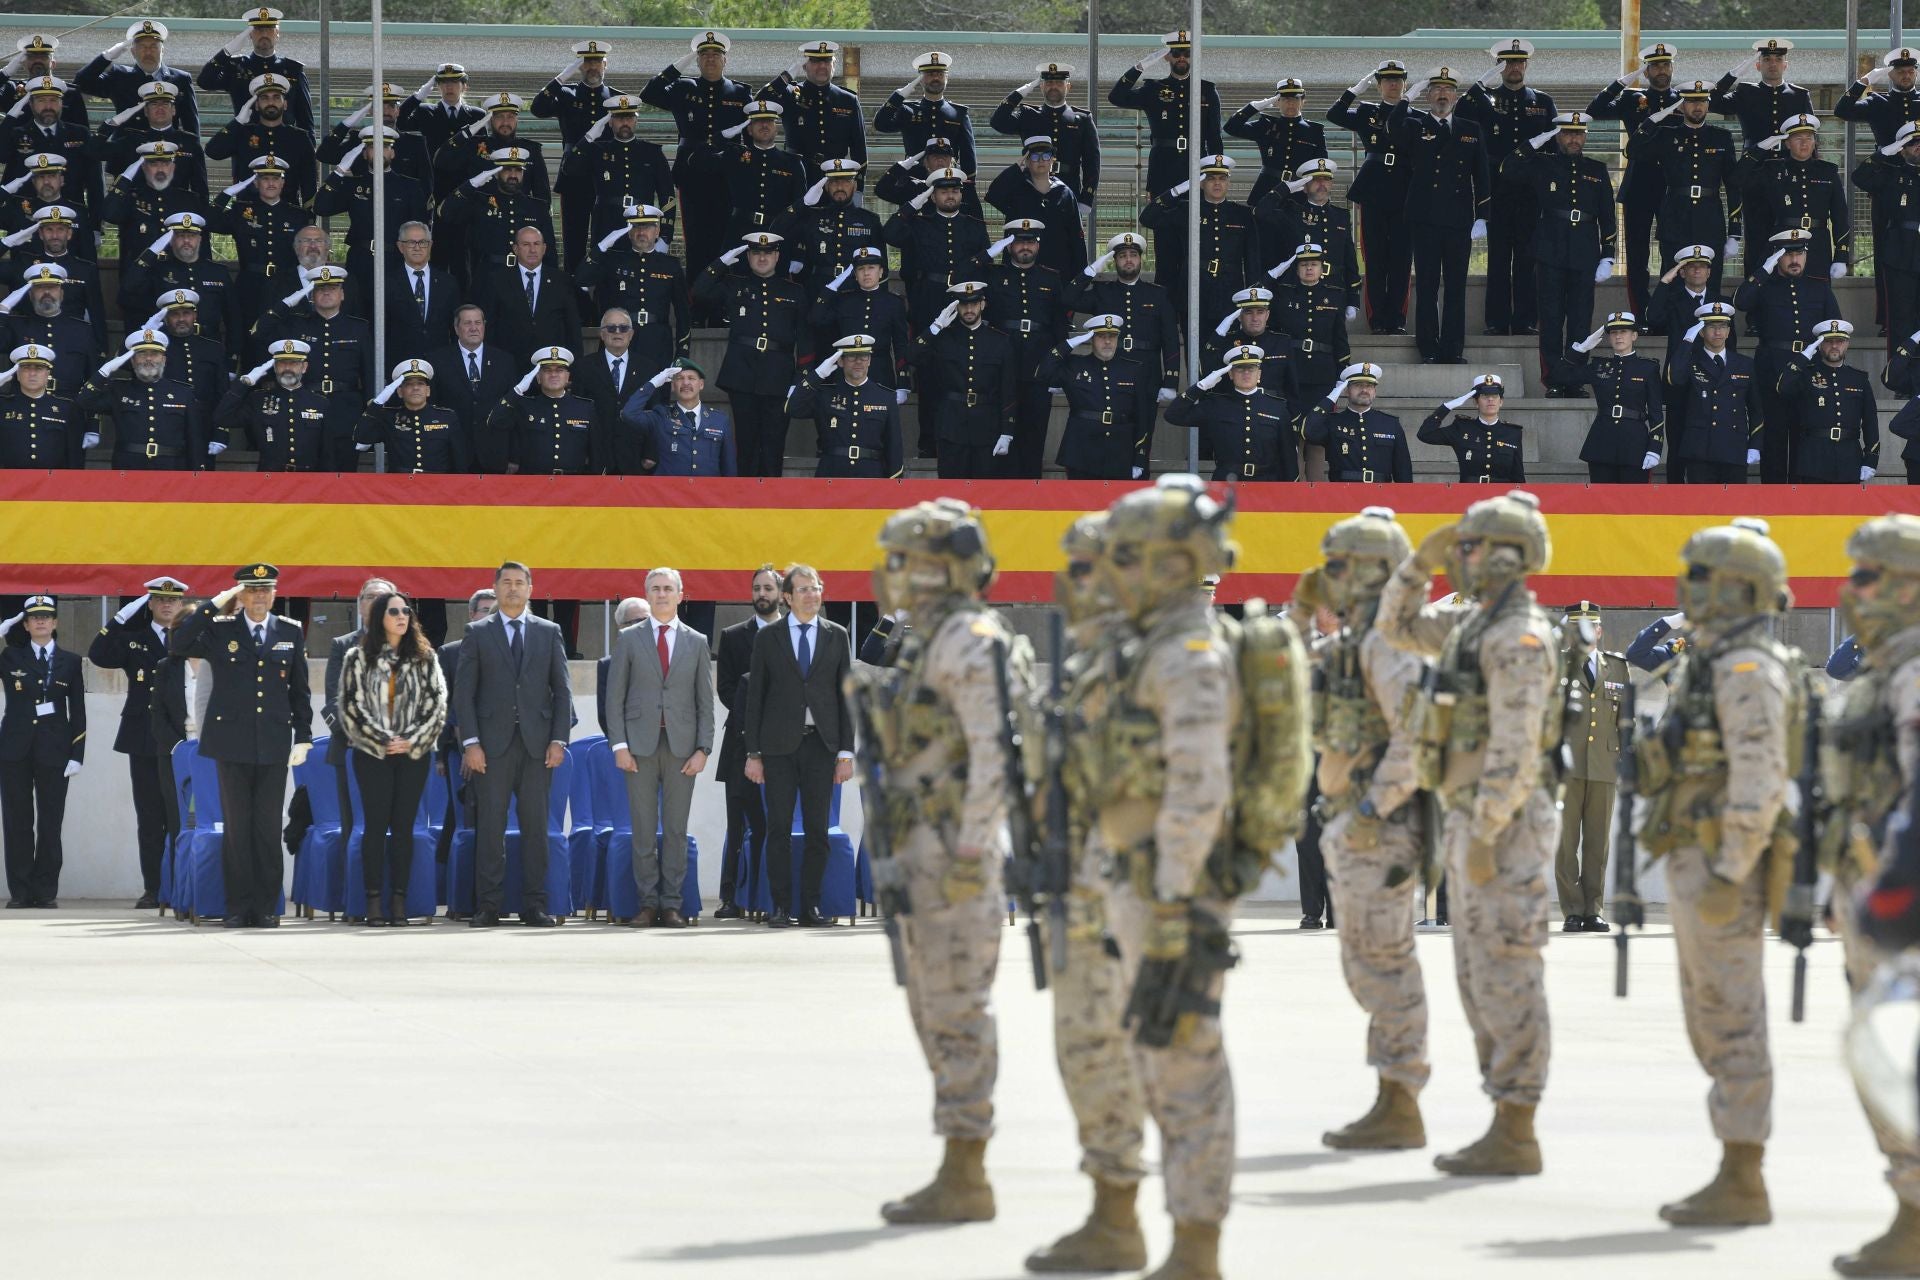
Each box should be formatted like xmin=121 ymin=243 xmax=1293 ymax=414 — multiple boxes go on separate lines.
xmin=1834 ymin=867 xmax=1920 ymax=1208
xmin=898 ymin=821 xmax=1006 ymax=1141
xmin=1047 ymin=839 xmax=1148 ymax=1185
xmin=1103 ymin=878 xmax=1237 ymax=1225
xmin=1323 ymin=806 xmax=1431 ymax=1092
xmin=1442 ymin=787 xmax=1558 ymax=1105
xmin=1664 ymin=841 xmax=1772 ymax=1144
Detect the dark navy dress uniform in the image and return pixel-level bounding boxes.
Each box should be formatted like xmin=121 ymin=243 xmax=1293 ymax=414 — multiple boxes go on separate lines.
xmin=75 ymin=372 xmax=206 ymax=469
xmin=1853 ymin=154 xmax=1920 ymax=351
xmin=875 ymin=93 xmax=976 ymax=177
xmin=1733 ymin=271 xmax=1842 ymax=481
xmin=100 ymin=174 xmax=210 ymax=272
xmin=162 ymin=331 xmax=230 ymax=421
xmin=1586 ymin=78 xmax=1681 ymax=313
xmin=882 ymin=205 xmax=989 ymax=329
xmin=1637 ymin=118 xmax=1742 ymax=292
xmin=1327 ymin=87 xmax=1412 ymax=332
xmin=639 ymin=65 xmax=752 ymax=280
xmin=0 ymin=388 xmax=79 ymax=469
xmin=1776 ymin=353 xmax=1880 ymax=483
xmin=691 ymin=142 xmax=808 ymax=243
xmin=0 ymin=627 xmax=84 ymax=907
xmin=86 ymin=606 xmax=174 ymax=898
xmin=196 ymin=48 xmax=314 ymax=132
xmin=169 ymin=593 xmax=312 ymax=924
xmin=984 ymin=169 xmax=1088 ymax=278
xmin=989 ymin=97 xmax=1099 ymax=206
xmin=1552 ymin=348 xmax=1666 ymax=482
xmin=575 ymin=246 xmax=693 ymax=372
xmin=213 ymin=377 xmax=329 ymax=470
xmin=1257 ymin=194 xmax=1360 ymax=310
xmin=437 ymin=183 xmax=556 ymax=285
xmin=530 ymin=76 xmax=615 ymax=270
xmin=778 ymin=197 xmax=884 ymax=297
xmin=1501 ymin=145 xmax=1617 ymax=386
xmin=556 ymin=134 xmax=677 ymax=252
xmin=1225 ymin=107 xmax=1327 ymax=206
xmin=204 ymin=119 xmax=319 ymax=205
xmin=6 ymin=315 xmax=101 ymax=412
xmin=311 ymin=168 xmax=431 ymax=319
xmin=691 ymin=263 xmax=808 ymax=476
xmin=1740 ymin=154 xmax=1851 ymax=277
xmin=95 ymin=122 xmax=209 ymax=200
xmin=206 ymin=191 xmax=307 ymax=318
xmin=1 ymin=120 xmax=100 ymax=217
xmin=287 ymin=307 xmax=377 ymax=470
xmin=1271 ymin=280 xmax=1352 ymax=403
xmin=1302 ymin=397 xmax=1412 ymax=482
xmin=1062 ymin=274 xmax=1182 ymax=391
xmin=787 ymin=372 xmax=903 ymax=478
xmin=316 ymin=121 xmax=432 ymax=197
xmin=1418 ymin=408 xmax=1526 ymax=481
xmin=757 ymin=76 xmax=867 ymax=183
xmin=75 ymin=55 xmax=200 ymax=136
xmin=1667 ymin=341 xmax=1762 ymax=482
xmin=809 ymin=286 xmax=911 ymax=392
xmin=1711 ymin=76 xmax=1813 ymax=155
xmin=1387 ymin=102 xmax=1490 ymax=363
xmin=353 ymin=402 xmax=473 ymax=473
xmin=1202 ymin=324 xmax=1302 ymax=405
xmin=1165 ymin=384 xmax=1298 ymax=480
xmin=395 ymin=95 xmax=486 ymax=192
xmin=1106 ymin=69 xmax=1221 ymax=195
xmin=875 ymin=158 xmax=986 ymax=222
xmin=1036 ymin=347 xmax=1156 ymax=479
xmin=1139 ymin=191 xmax=1260 ymax=339
xmin=1460 ymin=80 xmax=1556 ymax=331
xmin=910 ymin=319 xmax=1018 ymax=480
xmin=120 ymin=254 xmax=243 ymax=353
xmin=489 ymin=389 xmax=599 ymax=474
xmin=970 ymin=253 xmax=1069 ymax=479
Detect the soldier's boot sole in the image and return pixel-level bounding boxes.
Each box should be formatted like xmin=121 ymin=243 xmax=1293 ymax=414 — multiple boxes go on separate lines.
xmin=1322 ymin=1078 xmax=1427 ymax=1150
xmin=881 ymin=1138 xmax=996 ymax=1225
xmin=1835 ymin=1202 xmax=1920 ymax=1277
xmin=1141 ymin=1221 xmax=1221 ymax=1280
xmin=1658 ymin=1142 xmax=1771 ymax=1227
xmin=1434 ymin=1101 xmax=1542 ymax=1177
xmin=1023 ymin=1178 xmax=1147 ymax=1273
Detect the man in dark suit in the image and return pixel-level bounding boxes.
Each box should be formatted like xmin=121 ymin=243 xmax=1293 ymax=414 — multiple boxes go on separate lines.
xmin=385 ymin=222 xmax=461 ymax=364
xmin=0 ymin=595 xmax=85 ymax=909
xmin=169 ymin=564 xmax=313 ymax=929
xmin=714 ymin=567 xmax=783 ymax=919
xmin=85 ymin=574 xmax=190 ymax=909
xmin=571 ymin=308 xmax=650 ymax=475
xmin=477 ymin=226 xmax=583 ymax=368
xmin=594 ymin=597 xmax=651 ymax=737
xmin=434 ymin=588 xmax=496 ymax=866
xmin=742 ymin=563 xmax=853 ymax=928
xmin=428 ymin=305 xmax=519 ymax=473
xmin=452 ymin=561 xmax=573 ymax=928
xmin=321 ymin=577 xmax=396 ymax=834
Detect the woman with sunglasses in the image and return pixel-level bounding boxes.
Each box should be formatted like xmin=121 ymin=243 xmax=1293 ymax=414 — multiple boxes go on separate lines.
xmin=984 ymin=135 xmax=1088 ymax=277
xmin=338 ymin=590 xmax=448 ymax=926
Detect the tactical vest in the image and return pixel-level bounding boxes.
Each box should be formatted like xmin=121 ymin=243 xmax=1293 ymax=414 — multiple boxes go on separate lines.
xmin=869 ymin=602 xmax=982 ymax=834
xmin=1820 ymin=629 xmax=1920 ymax=876
xmin=1060 ymin=638 xmax=1118 ymax=858
xmin=1408 ymin=588 xmax=1558 ymax=807
xmin=1311 ymin=622 xmax=1393 ymax=808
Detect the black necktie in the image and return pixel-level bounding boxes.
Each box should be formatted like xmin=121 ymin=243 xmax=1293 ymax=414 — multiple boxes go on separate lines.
xmin=509 ymin=618 xmax=524 ymax=668
xmin=524 ymin=270 xmax=537 ymax=311
xmin=611 ymin=356 xmax=624 ymax=388
xmin=467 ymin=351 xmax=480 ymax=385
xmin=253 ymin=625 xmax=265 ymax=649
xmin=413 ymin=270 xmax=427 ymax=323
xmin=797 ymin=622 xmax=812 ymax=678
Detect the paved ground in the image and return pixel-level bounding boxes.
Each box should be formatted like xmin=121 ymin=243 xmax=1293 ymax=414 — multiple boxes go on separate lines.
xmin=0 ymin=903 xmax=1892 ymax=1279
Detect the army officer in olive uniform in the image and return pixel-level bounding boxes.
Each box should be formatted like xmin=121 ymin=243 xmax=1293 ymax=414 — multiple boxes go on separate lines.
xmin=1556 ymin=601 xmax=1628 ymax=931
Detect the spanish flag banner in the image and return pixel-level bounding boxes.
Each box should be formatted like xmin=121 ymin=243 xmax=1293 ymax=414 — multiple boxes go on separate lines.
xmin=2 ymin=473 xmax=1909 ymax=607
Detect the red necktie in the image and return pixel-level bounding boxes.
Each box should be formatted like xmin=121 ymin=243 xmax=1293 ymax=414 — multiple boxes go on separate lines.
xmin=657 ymin=624 xmax=670 ymax=679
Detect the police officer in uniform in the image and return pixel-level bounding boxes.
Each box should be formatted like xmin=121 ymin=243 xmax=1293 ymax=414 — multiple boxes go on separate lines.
xmin=1588 ymin=42 xmax=1682 ymax=315
xmin=207 ymin=154 xmax=308 ymax=321
xmin=313 ymin=125 xmax=430 ymax=320
xmin=643 ymin=31 xmax=752 ymax=287
xmin=1390 ymin=67 xmax=1491 ymax=365
xmin=1257 ymin=158 xmax=1359 ymax=314
xmin=1141 ymin=152 xmax=1258 ymax=343
xmin=1668 ymin=301 xmax=1763 ymax=483
xmin=121 ymin=210 xmax=241 ymax=354
xmin=882 ymin=166 xmax=987 ymax=332
xmin=203 ymin=72 xmax=318 ymax=206
xmin=1328 ymin=60 xmax=1413 ymax=335
xmin=577 ymin=205 xmax=691 ymax=373
xmin=1419 ymin=373 xmax=1526 ymax=482
xmin=1855 ymin=123 xmax=1920 ymax=354
xmin=1302 ymin=361 xmax=1411 ymax=483
xmin=1502 ymin=111 xmax=1616 ymax=394
xmin=556 ymin=94 xmax=676 ymax=262
xmin=437 ymin=147 xmax=555 ymax=288
xmin=1734 ymin=227 xmax=1842 ymax=481
xmin=169 ymin=564 xmax=312 ymax=928
xmin=688 ymin=98 xmax=808 ymax=256
xmin=1106 ymin=30 xmax=1221 ymax=196
xmin=1554 ymin=601 xmax=1627 ymax=932
xmin=1379 ymin=488 xmax=1561 ymax=1177
xmin=787 ymin=331 xmax=903 ymax=478
xmin=87 ymin=574 xmax=191 ymax=909
xmin=875 ymin=52 xmax=974 ymax=177
xmin=1713 ymin=37 xmax=1812 ymax=156
xmin=1227 ymin=77 xmax=1327 ymax=207
xmin=992 ymin=63 xmax=1099 ymax=214
xmin=1554 ymin=311 xmax=1667 ymax=482
xmin=781 ymin=157 xmax=883 ymax=297
xmin=283 ymin=265 xmax=374 ymax=471
xmin=855 ymin=499 xmax=1025 ymax=1228
xmin=1775 ymin=317 xmax=1880 ymax=484
xmin=196 ymin=7 xmax=315 ymax=133
xmin=215 ymin=337 xmax=329 ymax=471
xmin=692 ymin=231 xmax=806 ymax=476
xmin=0 ymin=594 xmax=83 ymax=909
xmin=1639 ymin=79 xmax=1744 ymax=294
xmin=533 ymin=37 xmax=620 ymax=271
xmin=1739 ymin=113 xmax=1851 ymax=280
xmin=968 ymin=218 xmax=1067 ymax=479
xmin=0 ymin=342 xmax=77 ymax=469
xmin=810 ymin=245 xmax=910 ymax=403
xmin=76 ymin=327 xmax=206 ymax=469
xmin=1164 ymin=342 xmax=1298 ymax=481
xmin=759 ymin=41 xmax=867 ymax=192
xmin=355 ymin=357 xmax=473 ymax=474
xmin=1037 ymin=313 xmax=1157 ymax=480
xmin=1461 ymin=39 xmax=1557 ymax=335
xmin=1636 ymin=518 xmax=1797 ymax=1228
xmin=489 ymin=345 xmax=599 ymax=476
xmin=911 ymin=279 xmax=1016 ymax=480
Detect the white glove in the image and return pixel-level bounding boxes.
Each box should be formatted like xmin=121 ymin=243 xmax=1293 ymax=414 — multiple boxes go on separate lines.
xmin=97 ymin=351 xmax=136 ymax=378
xmin=234 ymin=100 xmax=254 ymax=126
xmin=224 ymin=29 xmax=252 ymax=55
xmin=336 ymin=143 xmax=367 ymax=176
xmin=289 ymin=743 xmax=311 ymax=768
xmin=1862 ymin=466 xmax=1877 ymax=482
xmin=1683 ymin=321 xmax=1704 ymax=342
xmin=1641 ymin=451 xmax=1661 ymax=470
xmin=895 ymin=386 xmax=910 ymax=405
xmin=1648 ymin=101 xmax=1680 ymax=125
xmin=63 ymin=760 xmax=81 ymax=780
xmin=1136 ymin=49 xmax=1169 ymax=74
xmin=0 ymin=611 xmax=21 ymax=636
xmin=240 ymin=359 xmax=276 ymax=385
xmin=1327 ymin=378 xmax=1350 ymax=403
xmin=1 ymin=52 xmax=24 ymax=77
xmin=991 ymin=434 xmax=1012 ymax=456
xmin=355 ymin=442 xmax=372 ymax=452
xmin=467 ymin=167 xmax=499 ymax=189
xmin=825 ymin=264 xmax=854 ymax=291
xmin=908 ymin=187 xmax=934 ymax=210
xmin=1078 ymin=202 xmax=1092 ymax=221
xmin=788 ymin=261 xmax=805 ymax=275
xmin=1470 ymin=219 xmax=1487 ymax=240
xmin=1661 ymin=612 xmax=1687 ymax=629
xmin=1723 ymin=236 xmax=1740 ymax=260
xmin=1757 ymin=133 xmax=1785 ymax=152
xmin=897 ymin=74 xmax=922 ymax=98
xmin=1251 ymin=95 xmax=1281 ymax=113
xmin=343 ymin=101 xmax=372 ymax=128
xmin=1911 ymin=328 xmax=1920 ymax=346
xmin=139 ymin=309 xmax=168 ymax=333
xmin=899 ymin=150 xmax=927 ymax=170
xmin=1345 ymin=305 xmax=1359 ymax=321
xmin=1761 ymin=248 xmax=1785 ymax=275
xmin=1016 ymin=79 xmax=1041 ymax=98
xmin=815 ymin=349 xmax=844 ymax=378
xmin=1196 ymin=367 xmax=1228 ymax=391
xmin=1213 ymin=310 xmax=1238 ymax=337
xmin=802 ymin=177 xmax=828 ymax=207
xmin=0 ymin=225 xmax=35 ymax=253
xmin=986 ymin=234 xmax=1015 ymax=258
xmin=120 ymin=158 xmax=144 ymax=182
xmin=1572 ymin=325 xmax=1606 ymax=353
xmin=596 ymin=225 xmax=628 ymax=253
xmin=1406 ymin=77 xmax=1432 ymax=99
xmin=1347 ymin=75 xmax=1373 ymax=96
xmin=1168 ymin=179 xmax=1191 ymax=198
xmin=147 ymin=230 xmax=174 ymax=257
xmin=784 ymin=60 xmax=807 ymax=81
xmin=103 ymin=40 xmax=129 ymax=60
xmin=1445 ymin=390 xmax=1477 ymax=410
xmin=513 ymin=367 xmax=538 ymax=395
xmin=673 ymin=53 xmax=699 ymax=74
xmin=1131 ymin=466 xmax=1145 ymax=479
xmin=1802 ymin=338 xmax=1825 ymax=360
xmin=1529 ymin=129 xmax=1557 ymax=151
xmin=1620 ymin=68 xmax=1645 ymax=88
xmin=1727 ymin=55 xmax=1752 ymax=81
xmin=205 ymin=440 xmax=225 ymax=455
xmin=1594 ymin=258 xmax=1614 ymax=284
xmin=1083 ymin=250 xmax=1114 ymax=278
xmin=718 ymin=244 xmax=748 ymax=266
xmin=721 ymin=121 xmax=747 ymax=140
xmin=1066 ymin=332 xmax=1094 ymax=350
xmin=1 ymin=173 xmax=31 ymax=195
xmin=557 ymin=59 xmax=585 ymax=85
xmin=280 ymin=280 xmax=314 ymax=307
xmin=0 ymin=283 xmax=27 ymax=313
xmin=371 ymin=376 xmax=405 ymax=405
xmin=928 ymin=300 xmax=959 ymax=334
xmin=223 ymin=176 xmax=257 ymax=197
xmin=0 ymin=364 xmax=14 ymax=388
xmin=1831 ymin=262 xmax=1849 ymax=279
xmin=583 ymin=115 xmax=610 ymax=143
xmin=413 ymin=75 xmax=437 ymax=99
xmin=1267 ymin=260 xmax=1288 ymax=280
xmin=646 ymin=365 xmax=677 ymax=389
xmin=1478 ymin=62 xmax=1502 ymax=88
xmin=1745 ymin=448 xmax=1761 ymax=466
xmin=1285 ymin=175 xmax=1311 ymax=196
xmin=463 ymin=116 xmax=489 ymax=136
xmin=114 ymin=594 xmax=152 ymax=625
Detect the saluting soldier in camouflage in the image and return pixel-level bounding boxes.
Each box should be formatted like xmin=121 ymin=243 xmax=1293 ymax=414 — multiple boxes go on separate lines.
xmin=1089 ymin=474 xmax=1311 ymax=1280
xmin=861 ymin=499 xmax=1023 ymax=1228
xmin=1378 ymin=489 xmax=1561 ymax=1177
xmin=1637 ymin=518 xmax=1798 ymax=1229
xmin=1295 ymin=507 xmax=1433 ymax=1152
xmin=1025 ymin=513 xmax=1150 ymax=1275
xmin=1825 ymin=514 xmax=1920 ymax=1278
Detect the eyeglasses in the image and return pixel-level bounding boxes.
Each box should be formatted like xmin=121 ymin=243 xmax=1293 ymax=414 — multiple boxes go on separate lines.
xmin=386 ymin=606 xmax=413 ymax=617
xmin=600 ymin=323 xmax=631 ymax=333
xmin=398 ymin=238 xmax=431 ymax=246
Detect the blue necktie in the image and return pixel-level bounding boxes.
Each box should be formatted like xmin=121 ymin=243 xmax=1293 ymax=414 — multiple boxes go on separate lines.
xmin=509 ymin=618 xmax=524 ymax=668
xmin=797 ymin=622 xmax=812 ymax=678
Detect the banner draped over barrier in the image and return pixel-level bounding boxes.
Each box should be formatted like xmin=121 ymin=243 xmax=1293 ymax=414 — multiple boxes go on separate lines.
xmin=2 ymin=474 xmax=1912 ymax=606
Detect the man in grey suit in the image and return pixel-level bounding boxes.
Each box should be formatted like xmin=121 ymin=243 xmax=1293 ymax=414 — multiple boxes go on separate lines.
xmin=453 ymin=561 xmax=574 ymax=928
xmin=607 ymin=567 xmax=714 ymax=928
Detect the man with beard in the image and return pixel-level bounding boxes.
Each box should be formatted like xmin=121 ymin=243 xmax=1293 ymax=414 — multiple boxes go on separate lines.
xmin=1587 ymin=42 xmax=1682 ymax=315
xmin=555 ymin=94 xmax=675 ymax=259
xmin=876 ymin=52 xmax=976 ymax=177
xmin=691 ymin=232 xmax=806 ymax=476
xmin=1065 ymin=230 xmax=1180 ymax=405
xmin=0 ymin=34 xmax=93 ymax=128
xmin=320 ymin=84 xmax=432 ymax=196
xmin=758 ymin=41 xmax=867 ymax=194
xmin=76 ymin=21 xmax=199 ymax=137
xmin=881 ymin=167 xmax=988 ymax=333
xmin=203 ymin=73 xmax=318 ymax=205
xmin=908 ymin=280 xmax=1016 ymax=480
xmin=1 ymin=206 xmax=106 ymax=354
xmin=780 ymin=158 xmax=883 ymax=298
xmin=992 ymin=63 xmax=1100 ymax=216
xmin=2 ymin=263 xmax=97 ymax=420
xmin=1733 ymin=227 xmax=1842 ymax=481
xmin=0 ymin=341 xmax=81 ymax=470
xmin=95 ymin=81 xmax=207 ymax=200
xmin=121 ymin=211 xmax=239 ymax=354
xmin=75 ymin=327 xmax=207 ymax=469
xmin=214 ymin=337 xmax=329 ymax=472
xmin=313 ymin=124 xmax=429 ymax=319
xmin=281 ymin=265 xmax=374 ymax=471
xmin=438 ymin=148 xmax=555 ymax=289
xmin=642 ymin=31 xmax=752 ymax=288
xmin=148 ymin=288 xmax=228 ymax=432
xmin=434 ymin=92 xmax=551 ymax=212
xmin=1 ymin=155 xmax=94 ymax=246
xmin=1 ymin=77 xmax=98 ymax=223
xmin=1141 ymin=153 xmax=1259 ymax=345
xmin=1459 ymin=39 xmax=1557 ymax=336
xmin=100 ymin=141 xmax=209 ymax=275
xmin=207 ymin=154 xmax=310 ymax=321
xmin=1639 ymin=79 xmax=1744 ymax=295
xmin=966 ymin=219 xmax=1067 ymax=478
xmin=712 ymin=567 xmax=781 ymax=919
xmin=686 ymin=98 xmax=808 ymax=262
xmin=1256 ymin=157 xmax=1360 ymax=316
xmin=1302 ymin=361 xmax=1412 ymax=483
xmin=534 ymin=38 xmax=623 ymax=272
xmin=1107 ymin=31 xmax=1221 ymax=196
xmin=196 ymin=7 xmax=315 ymax=133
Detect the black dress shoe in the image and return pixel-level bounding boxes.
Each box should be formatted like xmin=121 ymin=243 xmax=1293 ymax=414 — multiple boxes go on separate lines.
xmin=767 ymin=910 xmax=793 ymax=928
xmin=1515 ymin=324 xmax=1539 ymax=336
xmin=221 ymin=914 xmax=247 ymax=928
xmin=468 ymin=910 xmax=501 ymax=929
xmin=520 ymin=910 xmax=559 ymax=927
xmin=713 ymin=902 xmax=744 ymax=920
xmin=798 ymin=908 xmax=832 ymax=928
xmin=1299 ymin=916 xmax=1325 ymax=931
xmin=134 ymin=893 xmax=160 ymax=911
xmin=254 ymin=914 xmax=278 ymax=928
xmin=1584 ymin=915 xmax=1612 ymax=933
xmin=1483 ymin=325 xmax=1507 ymax=336
xmin=1562 ymin=915 xmax=1587 ymax=932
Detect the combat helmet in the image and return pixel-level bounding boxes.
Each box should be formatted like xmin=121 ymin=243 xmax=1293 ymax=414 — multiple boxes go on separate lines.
xmin=1676 ymin=516 xmax=1790 ymax=626
xmin=1451 ymin=488 xmax=1550 ymax=595
xmin=1099 ymin=474 xmax=1238 ymax=621
xmin=1320 ymin=505 xmax=1412 ymax=608
xmin=1842 ymin=513 xmax=1920 ymax=649
xmin=873 ymin=497 xmax=996 ymax=616
xmin=1055 ymin=511 xmax=1113 ymax=625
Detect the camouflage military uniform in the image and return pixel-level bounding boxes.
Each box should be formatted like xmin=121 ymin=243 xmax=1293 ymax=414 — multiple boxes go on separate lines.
xmin=1378 ymin=489 xmax=1560 ymax=1177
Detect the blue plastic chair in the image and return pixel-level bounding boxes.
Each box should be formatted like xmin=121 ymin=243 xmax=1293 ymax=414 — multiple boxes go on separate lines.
xmin=591 ymin=747 xmax=701 ymax=921
xmin=341 ymin=751 xmax=439 ymax=921
xmin=742 ymin=783 xmax=857 ymax=921
xmin=567 ymin=735 xmax=606 ymax=913
xmin=446 ymin=746 xmax=575 ymax=916
xmin=181 ymin=749 xmax=287 ymax=923
xmin=294 ymin=736 xmax=346 ymax=917
xmin=164 ymin=740 xmax=199 ymax=915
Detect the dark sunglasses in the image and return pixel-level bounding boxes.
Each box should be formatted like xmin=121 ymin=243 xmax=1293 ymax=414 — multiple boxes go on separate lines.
xmin=1322 ymin=558 xmax=1350 ymax=579
xmin=1849 ymin=567 xmax=1883 ymax=588
xmin=386 ymin=606 xmax=412 ymax=617
xmin=600 ymin=323 xmax=632 ymax=333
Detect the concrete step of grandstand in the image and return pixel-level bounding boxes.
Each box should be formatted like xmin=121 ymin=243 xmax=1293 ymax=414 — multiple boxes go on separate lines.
xmin=1364 ymin=361 xmax=1529 ymax=400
